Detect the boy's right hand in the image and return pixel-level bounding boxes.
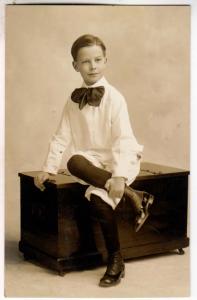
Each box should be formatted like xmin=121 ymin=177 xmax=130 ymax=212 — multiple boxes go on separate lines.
xmin=105 ymin=177 xmax=125 ymax=200
xmin=34 ymin=171 xmax=50 ymax=191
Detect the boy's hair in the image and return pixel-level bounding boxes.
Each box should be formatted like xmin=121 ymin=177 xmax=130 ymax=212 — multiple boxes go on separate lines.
xmin=71 ymin=34 xmax=106 ymax=61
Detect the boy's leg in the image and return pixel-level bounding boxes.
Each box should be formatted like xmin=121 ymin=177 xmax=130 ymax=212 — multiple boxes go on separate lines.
xmin=90 ymin=194 xmax=124 ymax=287
xmin=67 ymin=154 xmax=111 ymax=188
xmin=67 ymin=154 xmax=154 ymax=231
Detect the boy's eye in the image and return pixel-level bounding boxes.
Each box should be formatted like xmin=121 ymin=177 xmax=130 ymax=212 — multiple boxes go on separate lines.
xmin=81 ymin=57 xmax=103 ymax=64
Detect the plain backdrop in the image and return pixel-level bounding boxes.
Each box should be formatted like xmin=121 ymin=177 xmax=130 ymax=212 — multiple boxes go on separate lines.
xmin=5 ymin=3 xmax=190 ymax=240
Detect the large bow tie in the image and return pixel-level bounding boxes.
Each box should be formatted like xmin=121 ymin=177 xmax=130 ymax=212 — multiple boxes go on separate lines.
xmin=71 ymin=86 xmax=105 ymax=110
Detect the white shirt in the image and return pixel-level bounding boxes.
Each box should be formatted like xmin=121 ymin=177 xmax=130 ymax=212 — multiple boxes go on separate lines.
xmin=43 ymin=77 xmax=143 ymax=182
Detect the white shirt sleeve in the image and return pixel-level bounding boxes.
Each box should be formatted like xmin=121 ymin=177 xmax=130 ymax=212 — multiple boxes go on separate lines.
xmin=42 ymin=102 xmax=72 ymax=174
xmin=111 ymin=94 xmax=143 ymax=180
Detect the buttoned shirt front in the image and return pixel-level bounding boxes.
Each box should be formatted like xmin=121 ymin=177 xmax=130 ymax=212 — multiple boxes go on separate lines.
xmin=43 ymin=77 xmax=143 ymax=182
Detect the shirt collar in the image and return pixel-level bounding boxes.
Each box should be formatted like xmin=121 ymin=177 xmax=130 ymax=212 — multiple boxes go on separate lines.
xmin=82 ymin=76 xmax=108 ymax=88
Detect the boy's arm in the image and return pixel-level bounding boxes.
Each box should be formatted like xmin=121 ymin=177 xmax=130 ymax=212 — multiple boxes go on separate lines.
xmin=111 ymin=96 xmax=143 ymax=182
xmin=42 ymin=101 xmax=72 ymax=175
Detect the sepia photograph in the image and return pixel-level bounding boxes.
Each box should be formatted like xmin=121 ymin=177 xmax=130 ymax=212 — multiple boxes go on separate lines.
xmin=4 ymin=2 xmax=191 ymax=298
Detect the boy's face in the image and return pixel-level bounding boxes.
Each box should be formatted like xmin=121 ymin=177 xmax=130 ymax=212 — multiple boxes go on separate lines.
xmin=73 ymin=45 xmax=107 ymax=86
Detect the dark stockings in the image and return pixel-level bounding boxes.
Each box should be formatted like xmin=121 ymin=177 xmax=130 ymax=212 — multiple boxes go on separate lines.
xmin=67 ymin=154 xmax=111 ymax=188
xmin=67 ymin=154 xmax=120 ymax=254
xmin=90 ymin=194 xmax=120 ymax=254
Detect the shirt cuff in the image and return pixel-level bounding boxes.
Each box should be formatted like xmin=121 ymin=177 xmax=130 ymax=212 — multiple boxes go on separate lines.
xmin=112 ymin=166 xmax=129 ymax=181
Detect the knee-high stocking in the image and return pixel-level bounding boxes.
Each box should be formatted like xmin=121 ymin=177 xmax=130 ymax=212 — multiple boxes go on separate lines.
xmin=90 ymin=194 xmax=120 ymax=255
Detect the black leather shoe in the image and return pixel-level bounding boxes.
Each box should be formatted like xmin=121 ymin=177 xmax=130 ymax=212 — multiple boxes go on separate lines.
xmin=135 ymin=192 xmax=154 ymax=232
xmin=99 ymin=251 xmax=125 ymax=287
xmin=124 ymin=187 xmax=154 ymax=232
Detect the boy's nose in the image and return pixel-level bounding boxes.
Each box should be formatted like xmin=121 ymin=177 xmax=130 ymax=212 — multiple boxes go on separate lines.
xmin=90 ymin=62 xmax=96 ymax=70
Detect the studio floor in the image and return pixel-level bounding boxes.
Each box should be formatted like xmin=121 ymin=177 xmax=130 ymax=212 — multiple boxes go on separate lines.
xmin=5 ymin=231 xmax=190 ymax=298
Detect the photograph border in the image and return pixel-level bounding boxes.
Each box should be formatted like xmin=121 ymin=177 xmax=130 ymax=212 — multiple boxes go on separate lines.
xmin=1 ymin=1 xmax=197 ymax=299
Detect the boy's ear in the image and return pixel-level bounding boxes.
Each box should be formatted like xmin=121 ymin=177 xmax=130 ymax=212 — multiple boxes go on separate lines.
xmin=104 ymin=57 xmax=107 ymax=64
xmin=72 ymin=61 xmax=79 ymax=72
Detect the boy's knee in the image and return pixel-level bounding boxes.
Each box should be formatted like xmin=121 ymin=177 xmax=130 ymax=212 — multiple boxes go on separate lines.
xmin=67 ymin=155 xmax=81 ymax=173
xmin=67 ymin=154 xmax=87 ymax=173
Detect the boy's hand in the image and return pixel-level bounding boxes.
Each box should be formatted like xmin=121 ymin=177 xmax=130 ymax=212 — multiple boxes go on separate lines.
xmin=105 ymin=177 xmax=125 ymax=200
xmin=34 ymin=171 xmax=50 ymax=191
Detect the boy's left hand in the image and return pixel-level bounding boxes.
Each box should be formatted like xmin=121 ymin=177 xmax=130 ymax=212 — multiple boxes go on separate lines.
xmin=105 ymin=177 xmax=125 ymax=200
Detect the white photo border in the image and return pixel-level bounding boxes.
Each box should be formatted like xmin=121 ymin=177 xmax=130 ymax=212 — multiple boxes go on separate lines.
xmin=1 ymin=1 xmax=196 ymax=300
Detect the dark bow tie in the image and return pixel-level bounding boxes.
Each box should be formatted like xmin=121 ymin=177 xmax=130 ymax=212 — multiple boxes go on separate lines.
xmin=71 ymin=86 xmax=105 ymax=110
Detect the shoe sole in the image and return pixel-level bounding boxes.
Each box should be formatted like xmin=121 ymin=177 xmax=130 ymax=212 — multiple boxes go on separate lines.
xmin=135 ymin=212 xmax=150 ymax=232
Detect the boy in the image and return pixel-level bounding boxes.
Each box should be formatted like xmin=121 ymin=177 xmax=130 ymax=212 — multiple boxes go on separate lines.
xmin=34 ymin=34 xmax=154 ymax=287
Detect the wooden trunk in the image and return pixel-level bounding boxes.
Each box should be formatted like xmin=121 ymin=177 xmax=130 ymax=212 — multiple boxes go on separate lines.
xmin=18 ymin=162 xmax=189 ymax=275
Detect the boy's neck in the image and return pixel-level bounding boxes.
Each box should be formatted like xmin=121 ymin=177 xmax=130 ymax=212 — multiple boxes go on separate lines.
xmin=83 ymin=76 xmax=106 ymax=88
